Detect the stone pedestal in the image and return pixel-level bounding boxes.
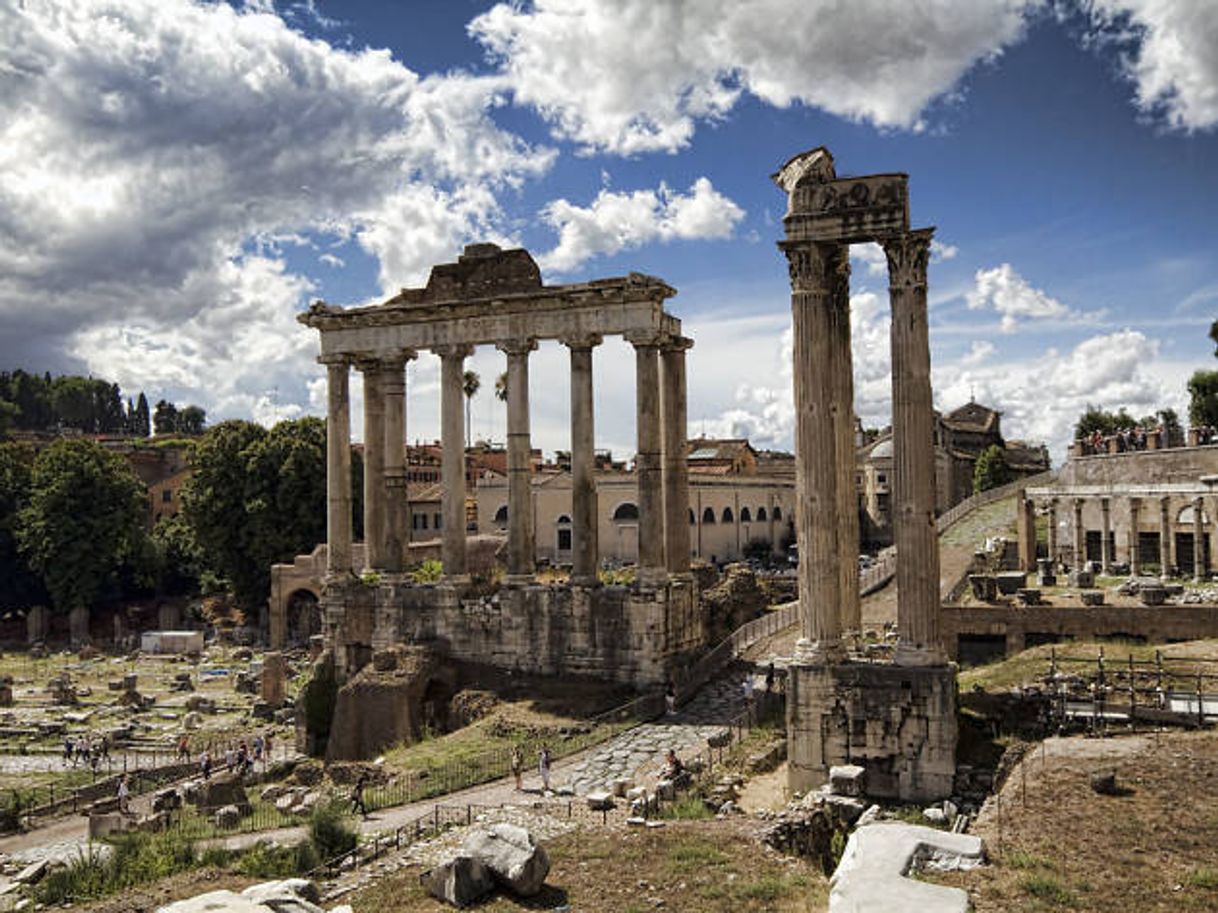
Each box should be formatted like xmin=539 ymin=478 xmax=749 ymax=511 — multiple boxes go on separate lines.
xmin=786 ymin=660 xmax=956 ymax=802
xmin=157 ymin=603 xmax=182 ymax=631
xmin=261 ymin=651 xmax=287 ymax=707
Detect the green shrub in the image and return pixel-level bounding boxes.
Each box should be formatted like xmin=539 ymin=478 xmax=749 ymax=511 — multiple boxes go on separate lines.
xmin=408 ymin=559 xmax=443 ymax=583
xmin=237 ymin=840 xmax=320 ymax=877
xmin=36 ymin=832 xmax=199 ymax=905
xmin=1020 ymin=873 xmax=1076 ymax=906
xmin=308 ymin=798 xmax=358 ymax=863
xmin=660 ymin=795 xmax=712 ymax=820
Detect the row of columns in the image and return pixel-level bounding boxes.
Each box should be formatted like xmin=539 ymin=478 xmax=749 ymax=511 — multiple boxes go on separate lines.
xmin=1045 ymin=495 xmax=1212 ymax=580
xmin=321 ymin=334 xmax=692 ymax=587
xmin=782 ymin=229 xmax=940 ymax=666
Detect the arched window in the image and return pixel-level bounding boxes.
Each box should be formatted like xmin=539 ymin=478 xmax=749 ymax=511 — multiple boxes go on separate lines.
xmin=493 ymin=504 xmax=508 ymax=526
xmin=612 ymin=502 xmax=639 ymax=521
xmin=702 ymin=507 xmax=716 ymax=524
xmin=556 ymin=515 xmax=572 ymax=551
xmin=772 ymin=506 xmax=782 ymax=521
xmin=740 ymin=507 xmax=752 ymax=523
xmin=757 ymin=507 xmax=767 ymax=521
xmin=688 ymin=508 xmax=696 ymax=526
xmin=722 ymin=507 xmax=734 ymax=523
xmin=557 ymin=514 xmax=571 ymax=524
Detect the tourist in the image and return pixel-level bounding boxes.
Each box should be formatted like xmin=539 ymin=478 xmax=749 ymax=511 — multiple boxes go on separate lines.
xmin=765 ymin=662 xmax=776 ymax=694
xmin=117 ymin=774 xmax=130 ymax=816
xmin=511 ymin=746 xmax=523 ymax=791
xmin=264 ymin=731 xmax=274 ymax=761
xmin=63 ymin=735 xmax=74 ymax=765
xmin=177 ymin=735 xmax=190 ymax=761
xmin=743 ymin=672 xmax=755 ymax=705
xmin=538 ymin=747 xmax=552 ymax=793
xmin=663 ymin=749 xmax=684 ymax=780
xmin=664 ymin=679 xmax=676 ymax=716
xmin=351 ymin=771 xmax=370 ymax=819
xmin=200 ymin=750 xmax=212 ymax=780
xmin=253 ymin=734 xmax=264 ymax=763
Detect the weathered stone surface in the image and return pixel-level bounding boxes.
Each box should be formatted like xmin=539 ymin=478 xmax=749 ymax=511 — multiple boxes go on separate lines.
xmin=421 ymin=855 xmax=495 ymax=908
xmin=585 ymin=791 xmax=613 ymax=811
xmin=1090 ymin=768 xmax=1121 ymax=795
xmin=214 ymin=805 xmax=242 ymax=829
xmin=462 ymin=824 xmax=550 ymax=897
xmin=829 ymin=764 xmax=865 ymax=797
xmin=194 ymin=773 xmax=250 ymax=813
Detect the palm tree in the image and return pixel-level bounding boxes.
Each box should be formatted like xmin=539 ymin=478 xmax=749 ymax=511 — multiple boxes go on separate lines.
xmin=462 ymin=370 xmax=480 ymax=445
xmin=495 ymin=371 xmax=508 ymax=403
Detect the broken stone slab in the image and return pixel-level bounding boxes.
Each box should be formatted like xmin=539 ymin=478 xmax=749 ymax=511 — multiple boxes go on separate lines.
xmin=830 ymin=764 xmax=866 ymax=797
xmin=462 ymin=823 xmax=550 ymax=897
xmin=830 ymin=823 xmax=985 ymax=913
xmin=1089 ymin=768 xmax=1121 ymax=796
xmin=1068 ymin=570 xmax=1095 ymax=588
xmin=214 ymin=805 xmax=242 ymax=829
xmin=611 ymin=778 xmax=633 ymax=797
xmin=585 ymin=791 xmax=613 ymax=811
xmin=1080 ymin=590 xmax=1104 ymax=607
xmin=239 ymin=878 xmax=321 ymax=905
xmin=155 ymin=890 xmax=279 ymax=913
xmin=1138 ymin=586 xmax=1167 ymax=607
xmin=421 ymin=855 xmax=495 ymax=909
xmin=13 ymin=860 xmax=46 ymax=885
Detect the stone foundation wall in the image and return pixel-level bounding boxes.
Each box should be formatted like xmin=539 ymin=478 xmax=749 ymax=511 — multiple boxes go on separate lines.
xmin=323 ymin=578 xmax=704 ymax=687
xmin=1057 ymin=445 xmax=1218 ymax=487
xmin=786 ymin=662 xmax=956 ymax=803
xmin=942 ymin=603 xmax=1218 ymax=660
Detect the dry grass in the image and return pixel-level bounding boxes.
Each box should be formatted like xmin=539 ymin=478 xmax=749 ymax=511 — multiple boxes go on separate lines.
xmin=932 ymin=729 xmax=1218 ymax=912
xmin=347 ymin=820 xmax=827 ymax=913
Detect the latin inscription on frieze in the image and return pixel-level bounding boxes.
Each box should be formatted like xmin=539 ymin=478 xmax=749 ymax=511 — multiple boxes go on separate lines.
xmin=786 ymin=173 xmax=909 ymax=243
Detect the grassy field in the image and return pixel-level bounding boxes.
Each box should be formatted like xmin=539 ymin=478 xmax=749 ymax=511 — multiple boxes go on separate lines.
xmin=348 ymin=821 xmax=827 ymax=913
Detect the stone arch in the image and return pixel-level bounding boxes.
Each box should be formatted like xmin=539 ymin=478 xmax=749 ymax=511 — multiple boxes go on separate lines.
xmin=493 ymin=504 xmax=509 ymax=527
xmin=612 ymin=502 xmax=639 ymax=521
xmin=1177 ymin=504 xmax=1210 ymax=526
xmin=722 ymin=506 xmax=734 ymax=523
xmin=740 ymin=506 xmax=752 ymax=523
xmin=773 ymin=505 xmax=783 ymax=521
xmin=421 ymin=675 xmax=457 ymax=736
xmin=757 ymin=506 xmax=768 ymax=521
xmin=286 ymin=588 xmax=322 ymax=647
xmin=556 ymin=514 xmax=572 ymax=553
xmin=702 ymin=506 xmax=716 ymax=524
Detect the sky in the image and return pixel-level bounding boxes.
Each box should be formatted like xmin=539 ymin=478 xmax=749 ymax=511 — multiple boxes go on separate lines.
xmin=1 ymin=0 xmax=1216 ymax=465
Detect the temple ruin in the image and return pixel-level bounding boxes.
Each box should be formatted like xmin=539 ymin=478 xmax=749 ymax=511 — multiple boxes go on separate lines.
xmin=295 ymin=244 xmax=705 ymax=693
xmin=774 ymin=147 xmax=956 ymax=801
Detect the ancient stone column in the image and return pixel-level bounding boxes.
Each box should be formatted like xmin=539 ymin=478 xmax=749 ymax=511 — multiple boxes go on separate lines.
xmin=322 ymin=356 xmax=353 ymax=577
xmin=1194 ymin=496 xmax=1206 ymax=581
xmin=437 ymin=344 xmax=473 ymax=581
xmin=780 ymin=241 xmax=843 ymax=659
xmin=1073 ymin=498 xmax=1086 ymax=571
xmin=1128 ymin=497 xmax=1141 ymax=576
xmin=499 ymin=338 xmax=538 ymax=585
xmin=1046 ymin=498 xmax=1059 ymax=569
xmin=566 ymin=334 xmax=601 ymax=587
xmin=661 ymin=336 xmax=693 ymax=576
xmin=358 ymin=360 xmax=387 ymax=571
xmin=1099 ymin=497 xmax=1112 ymax=575
xmin=628 ymin=332 xmax=667 ymax=589
xmin=1159 ymin=496 xmax=1173 ymax=580
xmin=381 ymin=352 xmax=415 ymax=573
xmin=883 ymin=229 xmax=944 ymax=666
xmin=829 ymin=250 xmax=860 ymax=636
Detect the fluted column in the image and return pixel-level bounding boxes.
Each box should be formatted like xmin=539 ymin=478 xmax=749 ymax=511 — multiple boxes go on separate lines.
xmin=829 ymin=249 xmax=860 ymax=636
xmin=437 ymin=345 xmax=473 ymax=581
xmin=1159 ymin=496 xmax=1173 ymax=580
xmin=322 ymin=356 xmax=353 ymax=577
xmin=883 ymin=229 xmax=944 ymax=666
xmin=381 ymin=352 xmax=415 ymax=573
xmin=628 ymin=332 xmax=666 ymax=588
xmin=661 ymin=336 xmax=693 ymax=576
xmin=358 ymin=360 xmax=387 ymax=571
xmin=1046 ymin=498 xmax=1058 ymax=569
xmin=1099 ymin=497 xmax=1112 ymax=575
xmin=1128 ymin=497 xmax=1141 ymax=576
xmin=1073 ymin=498 xmax=1086 ymax=571
xmin=499 ymin=338 xmax=538 ymax=585
xmin=1194 ymin=496 xmax=1206 ymax=581
xmin=565 ymin=334 xmax=601 ymax=587
xmin=780 ymin=241 xmax=843 ymax=659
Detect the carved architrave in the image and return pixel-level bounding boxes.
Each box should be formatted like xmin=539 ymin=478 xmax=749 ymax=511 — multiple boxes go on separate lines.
xmin=881 ymin=228 xmax=934 ymax=291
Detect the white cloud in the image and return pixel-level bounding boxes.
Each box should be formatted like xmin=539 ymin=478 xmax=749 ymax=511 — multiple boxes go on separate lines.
xmin=966 ymin=263 xmax=1077 ymax=332
xmin=470 ymin=0 xmax=1040 ymax=154
xmin=961 ymin=340 xmax=996 ymax=366
xmin=1086 ymin=0 xmax=1218 ymax=131
xmin=536 ymin=178 xmax=745 ymax=273
xmin=0 ymin=0 xmax=553 ymax=423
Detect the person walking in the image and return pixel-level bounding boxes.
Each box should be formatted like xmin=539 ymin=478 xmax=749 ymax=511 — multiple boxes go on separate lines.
xmin=351 ymin=772 xmax=370 ymax=818
xmin=117 ymin=774 xmax=130 ymax=816
xmin=664 ymin=680 xmax=677 ymax=716
xmin=538 ymin=747 xmax=552 ymax=793
xmin=511 ymin=746 xmax=523 ymax=791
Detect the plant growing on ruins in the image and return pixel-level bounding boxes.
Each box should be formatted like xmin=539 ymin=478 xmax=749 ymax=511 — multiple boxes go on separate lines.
xmin=407 ymin=559 xmax=443 ymax=583
xmin=16 ymin=438 xmax=146 ymax=614
xmin=359 ymin=570 xmax=382 ymax=587
xmin=972 ymin=444 xmax=1012 ymax=494
xmin=308 ymin=797 xmax=358 ymax=862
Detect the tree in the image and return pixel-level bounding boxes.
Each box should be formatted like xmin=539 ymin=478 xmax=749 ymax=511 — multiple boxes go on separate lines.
xmin=15 ymin=439 xmax=145 ymax=613
xmin=182 ymin=418 xmax=327 ymax=611
xmin=153 ymin=400 xmax=179 ymax=435
xmin=494 ymin=372 xmax=508 ymax=403
xmin=134 ymin=393 xmax=151 ymax=437
xmin=973 ymin=444 xmax=1012 ymax=494
xmin=462 ymin=370 xmax=480 ymax=445
xmin=0 ymin=443 xmax=47 ymax=607
xmin=150 ymin=514 xmax=205 ymax=596
xmin=1073 ymin=405 xmax=1136 ymax=441
xmin=177 ymin=405 xmax=207 ymax=435
xmin=1188 ymin=370 xmax=1218 ymax=429
xmin=1211 ymin=318 xmax=1218 ymax=358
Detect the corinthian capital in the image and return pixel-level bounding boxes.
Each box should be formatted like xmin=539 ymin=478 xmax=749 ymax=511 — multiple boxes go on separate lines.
xmin=881 ymin=228 xmax=935 ymax=290
xmin=778 ymin=241 xmax=831 ymax=293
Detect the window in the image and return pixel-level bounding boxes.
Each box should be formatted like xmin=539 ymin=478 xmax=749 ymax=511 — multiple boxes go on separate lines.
xmin=493 ymin=505 xmax=508 ymax=526
xmin=877 ymin=473 xmax=887 ymax=484
xmin=702 ymin=507 xmax=716 ymax=524
xmin=772 ymin=506 xmax=782 ymax=520
xmin=434 ymin=513 xmax=443 ymax=529
xmin=740 ymin=507 xmax=751 ymax=523
xmin=721 ymin=507 xmax=734 ymax=523
xmin=557 ymin=528 xmax=572 ymax=550
xmin=612 ymin=502 xmax=639 ymax=521
xmin=876 ymin=493 xmax=890 ymax=513
xmin=161 ymin=489 xmax=173 ymax=503
xmin=757 ymin=507 xmax=767 ymax=521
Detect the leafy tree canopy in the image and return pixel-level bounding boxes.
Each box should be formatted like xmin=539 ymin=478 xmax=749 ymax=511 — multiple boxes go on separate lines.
xmin=1073 ymin=405 xmax=1138 ymax=441
xmin=0 ymin=443 xmax=47 ymax=606
xmin=1188 ymin=370 xmax=1218 ymax=429
xmin=973 ymin=444 xmax=1012 ymax=494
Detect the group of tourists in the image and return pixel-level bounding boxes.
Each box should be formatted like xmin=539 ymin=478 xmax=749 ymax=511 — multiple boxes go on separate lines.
xmin=62 ymin=733 xmax=110 ymax=771
xmin=183 ymin=732 xmax=273 ymax=780
xmin=1083 ymin=425 xmax=1162 ymax=455
xmin=509 ymin=745 xmax=553 ymax=793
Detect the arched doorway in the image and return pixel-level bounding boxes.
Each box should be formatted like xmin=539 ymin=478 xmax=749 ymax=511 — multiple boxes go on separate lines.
xmin=286 ymin=589 xmax=322 ymax=647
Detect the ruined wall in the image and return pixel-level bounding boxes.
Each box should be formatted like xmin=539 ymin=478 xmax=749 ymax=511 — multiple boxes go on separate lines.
xmin=942 ymin=603 xmax=1218 ymax=660
xmin=786 ymin=662 xmax=956 ymax=803
xmin=1057 ymin=445 xmax=1218 ymax=487
xmin=323 ymin=578 xmax=704 ymax=687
